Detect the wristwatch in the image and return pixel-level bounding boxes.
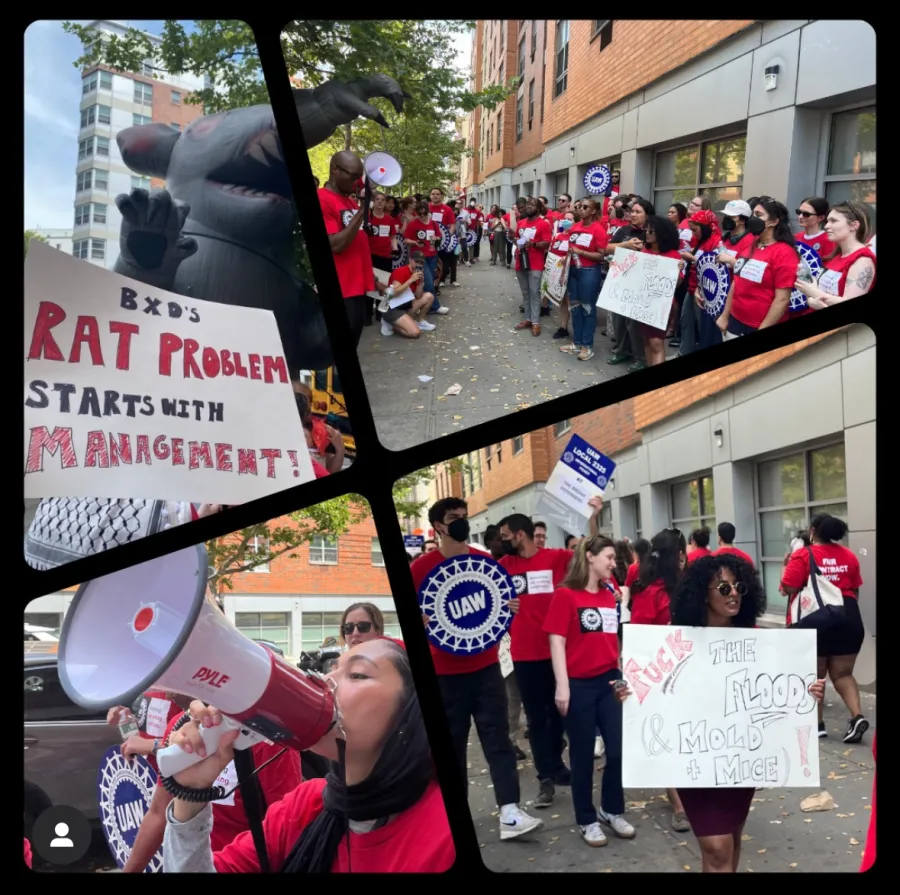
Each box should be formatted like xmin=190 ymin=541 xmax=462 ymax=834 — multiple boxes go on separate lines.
xmin=151 ymin=738 xmax=161 ymax=757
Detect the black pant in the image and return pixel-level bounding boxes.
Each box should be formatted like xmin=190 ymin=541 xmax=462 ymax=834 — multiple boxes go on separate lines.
xmin=564 ymin=669 xmax=625 ymax=825
xmin=345 ymin=295 xmax=368 ymax=347
xmin=438 ymin=663 xmax=520 ymax=807
xmin=474 ymin=226 xmax=482 ymax=258
xmin=506 ymin=239 xmax=513 ymax=266
xmin=438 ymin=250 xmax=457 ymax=285
xmin=514 ymin=658 xmax=568 ymax=782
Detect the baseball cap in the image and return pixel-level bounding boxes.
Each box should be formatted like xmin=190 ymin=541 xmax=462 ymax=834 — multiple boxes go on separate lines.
xmin=723 ymin=199 xmax=752 ymax=218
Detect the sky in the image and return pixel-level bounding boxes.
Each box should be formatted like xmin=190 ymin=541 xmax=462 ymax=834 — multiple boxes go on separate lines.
xmin=24 ymin=20 xmax=473 ymax=230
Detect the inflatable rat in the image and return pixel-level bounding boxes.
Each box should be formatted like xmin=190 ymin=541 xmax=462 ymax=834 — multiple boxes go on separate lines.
xmin=25 ymin=75 xmax=408 ymax=570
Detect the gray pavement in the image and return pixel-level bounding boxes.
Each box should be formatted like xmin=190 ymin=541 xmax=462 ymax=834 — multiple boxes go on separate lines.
xmin=469 ymin=684 xmax=876 ymax=873
xmin=359 ymin=255 xmax=643 ymax=451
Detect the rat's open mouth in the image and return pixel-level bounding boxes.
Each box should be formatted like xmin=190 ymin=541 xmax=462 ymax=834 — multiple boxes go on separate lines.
xmin=207 ymin=129 xmax=292 ymax=203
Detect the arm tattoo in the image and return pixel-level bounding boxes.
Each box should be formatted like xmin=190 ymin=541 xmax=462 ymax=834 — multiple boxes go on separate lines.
xmin=851 ymin=265 xmax=875 ymax=293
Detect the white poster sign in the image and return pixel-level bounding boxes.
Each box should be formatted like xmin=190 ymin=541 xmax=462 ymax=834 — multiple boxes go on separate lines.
xmin=499 ymin=633 xmax=514 ymax=678
xmin=540 ymin=251 xmax=570 ymax=306
xmin=24 ymin=240 xmax=313 ymax=503
xmin=596 ymin=248 xmax=679 ymax=331
xmin=622 ymin=625 xmax=820 ymax=789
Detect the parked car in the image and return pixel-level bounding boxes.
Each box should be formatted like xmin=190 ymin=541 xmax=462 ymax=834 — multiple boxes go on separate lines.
xmin=24 ymin=654 xmax=121 ymax=837
xmin=24 ymin=624 xmax=58 ymax=655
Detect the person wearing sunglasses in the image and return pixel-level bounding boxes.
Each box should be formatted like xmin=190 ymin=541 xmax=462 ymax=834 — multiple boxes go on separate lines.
xmin=613 ymin=554 xmax=826 ymax=873
xmin=339 ymin=602 xmax=404 ymax=649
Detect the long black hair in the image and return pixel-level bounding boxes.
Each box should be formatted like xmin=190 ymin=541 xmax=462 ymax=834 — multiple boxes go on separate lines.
xmin=810 ymin=513 xmax=849 ymax=544
xmin=630 ymin=529 xmax=685 ymax=609
xmin=754 ymin=197 xmax=797 ymax=250
xmin=670 ymin=553 xmax=766 ymax=628
xmin=646 ymin=215 xmax=680 ymax=254
xmin=280 ymin=642 xmax=433 ymax=873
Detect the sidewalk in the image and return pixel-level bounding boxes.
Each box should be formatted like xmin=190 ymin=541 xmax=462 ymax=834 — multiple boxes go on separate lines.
xmin=358 ymin=256 xmax=635 ymax=451
xmin=469 ymin=685 xmax=875 ymax=873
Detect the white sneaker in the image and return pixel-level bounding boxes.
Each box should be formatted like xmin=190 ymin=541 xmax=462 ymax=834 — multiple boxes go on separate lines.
xmin=417 ymin=319 xmax=436 ymax=332
xmin=594 ymin=736 xmax=605 ymax=759
xmin=499 ymin=807 xmax=544 ymax=840
xmin=380 ymin=320 xmax=393 ymax=337
xmin=597 ymin=809 xmax=635 ymax=839
xmin=450 ymin=280 xmax=460 ymax=287
xmin=433 ymin=307 xmax=450 ymax=315
xmin=580 ymin=822 xmax=608 ymax=847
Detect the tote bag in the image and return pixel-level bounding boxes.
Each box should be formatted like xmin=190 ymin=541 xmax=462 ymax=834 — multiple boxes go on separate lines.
xmin=788 ymin=546 xmax=845 ymax=630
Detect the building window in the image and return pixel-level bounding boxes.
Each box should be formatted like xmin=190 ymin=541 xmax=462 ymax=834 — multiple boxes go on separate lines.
xmin=530 ymin=20 xmax=538 ymax=60
xmin=498 ymin=62 xmax=504 ymax=87
xmin=141 ymin=62 xmax=154 ymax=76
xmin=235 ymin=612 xmax=290 ymax=655
xmin=133 ymin=113 xmax=151 ymax=126
xmin=76 ymin=170 xmax=92 ymax=192
xmin=80 ymin=106 xmax=96 ymax=128
xmin=554 ymin=419 xmax=572 ymax=438
xmin=309 ymin=534 xmax=338 ymax=564
xmin=97 ymin=104 xmax=111 ymax=125
xmin=516 ymin=95 xmax=523 ymax=142
xmin=74 ymin=204 xmax=90 ymax=227
xmin=300 ymin=611 xmax=342 ymax=652
xmin=653 ymin=136 xmax=747 ymax=213
xmin=554 ymin=20 xmax=570 ymax=98
xmin=823 ymin=106 xmax=876 ymax=210
xmin=131 ymin=175 xmax=151 ymax=191
xmin=24 ymin=612 xmax=64 ymax=635
xmin=249 ymin=536 xmax=270 ymax=572
xmin=78 ymin=138 xmax=93 ymax=160
xmin=371 ymin=537 xmax=384 ymax=567
xmin=100 ymin=71 xmax=112 ymax=90
xmin=513 ymin=435 xmax=524 ymax=455
xmin=95 ymin=136 xmax=110 ymax=157
xmin=591 ymin=20 xmax=614 ymax=51
xmin=756 ymin=443 xmax=848 ymax=617
xmin=382 ymin=611 xmax=401 ymax=639
xmin=172 ymin=90 xmax=182 ymax=104
xmin=134 ymin=82 xmax=153 ymax=106
xmin=485 ymin=444 xmax=493 ymax=471
xmin=670 ymin=474 xmax=716 ymax=536
xmin=73 ymin=239 xmax=89 ymax=259
xmin=495 ymin=442 xmax=503 ymax=463
xmin=82 ymin=73 xmax=97 ymax=94
xmin=518 ymin=37 xmax=526 ymax=78
xmin=92 ymin=203 xmax=107 ymax=225
xmin=90 ymin=238 xmax=106 ymax=260
xmin=634 ymin=497 xmax=643 ymax=540
xmin=597 ymin=503 xmax=614 ymax=538
xmin=487 ymin=125 xmax=493 ymax=156
xmin=528 ymin=79 xmax=535 ymax=128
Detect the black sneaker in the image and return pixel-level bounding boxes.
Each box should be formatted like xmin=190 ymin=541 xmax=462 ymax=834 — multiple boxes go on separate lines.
xmin=843 ymin=715 xmax=869 ymax=744
xmin=552 ymin=327 xmax=569 ymax=339
xmin=534 ymin=780 xmax=555 ymax=809
xmin=540 ymin=306 xmax=551 ymax=317
xmin=519 ymin=305 xmax=524 ymax=313
xmin=818 ymin=721 xmax=827 ymax=739
xmin=515 ymin=744 xmax=527 ymax=761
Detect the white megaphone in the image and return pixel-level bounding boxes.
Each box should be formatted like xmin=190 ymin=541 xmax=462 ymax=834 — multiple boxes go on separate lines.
xmin=58 ymin=545 xmax=338 ymax=779
xmin=364 ymin=151 xmax=403 ymax=189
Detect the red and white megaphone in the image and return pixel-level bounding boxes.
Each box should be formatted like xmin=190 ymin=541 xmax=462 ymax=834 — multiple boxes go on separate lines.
xmin=58 ymin=545 xmax=337 ymax=779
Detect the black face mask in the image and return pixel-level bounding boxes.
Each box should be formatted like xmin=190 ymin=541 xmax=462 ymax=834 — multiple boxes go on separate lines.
xmin=500 ymin=538 xmax=518 ymax=556
xmin=746 ymin=216 xmax=766 ymax=236
xmin=721 ymin=217 xmax=736 ymax=232
xmin=445 ymin=518 xmax=470 ymax=543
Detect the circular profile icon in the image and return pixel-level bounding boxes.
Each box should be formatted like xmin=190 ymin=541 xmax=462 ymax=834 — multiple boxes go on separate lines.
xmin=696 ymin=252 xmax=732 ymax=318
xmin=97 ymin=746 xmax=162 ymax=872
xmin=340 ymin=209 xmax=354 ymax=228
xmin=418 ymin=554 xmax=515 ymax=654
xmin=583 ymin=165 xmax=611 ymax=196
xmin=31 ymin=805 xmax=92 ymax=867
xmin=790 ymin=242 xmax=824 ymax=312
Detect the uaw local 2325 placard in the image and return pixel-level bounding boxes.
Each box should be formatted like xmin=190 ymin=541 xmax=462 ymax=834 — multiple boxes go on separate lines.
xmin=418 ymin=554 xmax=515 ymax=655
xmin=23 ymin=240 xmax=312 ymax=504
xmin=622 ymin=625 xmax=820 ymax=789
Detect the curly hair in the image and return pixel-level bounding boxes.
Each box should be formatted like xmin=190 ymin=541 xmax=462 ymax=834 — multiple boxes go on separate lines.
xmin=670 ymin=554 xmax=766 ymax=628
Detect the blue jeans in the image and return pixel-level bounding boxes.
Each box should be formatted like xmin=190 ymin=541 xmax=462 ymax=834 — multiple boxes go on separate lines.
xmin=568 ymin=265 xmax=602 ymax=349
xmin=697 ymin=305 xmax=723 ymax=350
xmin=563 ymin=668 xmax=625 ymax=825
xmin=423 ymin=256 xmax=442 ymax=312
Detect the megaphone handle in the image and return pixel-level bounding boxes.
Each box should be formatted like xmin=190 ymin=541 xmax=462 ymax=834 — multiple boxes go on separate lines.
xmin=156 ymin=716 xmax=261 ymax=778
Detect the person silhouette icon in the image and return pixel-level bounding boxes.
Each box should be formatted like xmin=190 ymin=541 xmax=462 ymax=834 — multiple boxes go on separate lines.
xmin=50 ymin=823 xmax=73 ymax=848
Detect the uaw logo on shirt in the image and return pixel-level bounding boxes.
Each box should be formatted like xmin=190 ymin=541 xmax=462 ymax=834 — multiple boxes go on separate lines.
xmin=132 ymin=695 xmax=148 ymax=729
xmin=418 ymin=554 xmax=515 ymax=655
xmin=696 ymin=251 xmax=732 ymax=319
xmin=579 ymin=607 xmax=604 ymax=631
xmin=790 ymin=242 xmax=824 ymax=313
xmin=583 ymin=165 xmax=611 ymax=196
xmin=511 ymin=573 xmax=528 ymax=595
xmin=340 ymin=209 xmax=354 ymax=228
xmin=97 ymin=746 xmax=162 ymax=872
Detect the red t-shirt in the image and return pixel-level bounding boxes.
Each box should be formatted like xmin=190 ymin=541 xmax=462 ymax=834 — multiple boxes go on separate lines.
xmin=795 ymin=231 xmax=835 ymax=259
xmin=624 ymin=562 xmax=639 ymax=589
xmin=500 ymin=548 xmax=574 ymax=662
xmin=543 ymin=586 xmax=620 ymax=679
xmin=629 ymin=580 xmax=672 ymax=626
xmin=861 ymin=734 xmax=876 ymax=872
xmin=501 ymin=213 xmax=511 ymax=232
xmin=548 ymin=230 xmax=573 ymax=257
xmin=381 ymin=636 xmax=405 ymax=648
xmin=312 ymin=460 xmax=329 ymax=479
xmin=818 ymin=246 xmax=877 ymax=299
xmin=24 ymin=839 xmax=32 ymax=870
xmin=160 ymin=713 xmax=304 ymax=853
xmin=730 ymin=241 xmax=799 ymax=329
xmin=387 ymin=264 xmax=419 ymax=301
xmin=411 ymin=547 xmax=499 ymax=675
xmin=567 ymin=220 xmax=610 ymax=268
xmin=403 ymin=219 xmax=437 ymax=258
xmin=213 ymin=778 xmax=454 ymax=873
xmin=514 ymin=216 xmax=553 ymax=271
xmin=134 ymin=689 xmax=185 ymax=773
xmin=781 ymin=544 xmax=862 ymax=620
xmin=687 ymin=547 xmax=712 ymax=564
xmin=368 ymin=212 xmax=397 ymax=258
xmin=318 ymin=188 xmax=375 ymax=299
xmin=428 ymin=203 xmax=456 ymax=232
xmin=468 ymin=208 xmax=484 ymax=225
xmin=545 ymin=209 xmax=562 ymax=226
xmin=715 ymin=545 xmax=755 ymax=567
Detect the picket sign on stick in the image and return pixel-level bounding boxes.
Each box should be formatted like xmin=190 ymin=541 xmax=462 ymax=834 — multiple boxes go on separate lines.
xmin=540 ymin=251 xmax=570 ymax=307
xmin=597 ymin=248 xmax=679 ymax=331
xmin=23 ymin=240 xmax=313 ymax=504
xmin=621 ymin=624 xmax=821 ymax=789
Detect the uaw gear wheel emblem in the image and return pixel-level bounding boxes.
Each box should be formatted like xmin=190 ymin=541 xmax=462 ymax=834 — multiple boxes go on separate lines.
xmin=392 ymin=240 xmax=409 ymax=270
xmin=511 ymin=574 xmax=527 ymax=595
xmin=465 ymin=229 xmax=478 ymax=247
xmin=133 ymin=696 xmax=148 ymax=728
xmin=790 ymin=242 xmax=824 ymax=313
xmin=97 ymin=746 xmax=162 ymax=872
xmin=696 ymin=251 xmax=732 ymax=318
xmin=437 ymin=223 xmax=458 ymax=253
xmin=563 ymin=451 xmax=575 ymax=464
xmin=419 ymin=554 xmax=515 ymax=655
xmin=340 ymin=209 xmax=354 ymax=228
xmin=583 ymin=165 xmax=611 ymax=195
xmin=580 ymin=608 xmax=603 ymax=631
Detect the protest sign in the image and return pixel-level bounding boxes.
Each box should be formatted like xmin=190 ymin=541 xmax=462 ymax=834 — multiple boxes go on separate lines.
xmin=596 ymin=248 xmax=679 ymax=331
xmin=540 ymin=250 xmax=570 ymax=306
xmin=499 ymin=633 xmax=514 ymax=678
xmin=622 ymin=624 xmax=820 ymax=789
xmin=24 ymin=240 xmax=313 ymax=504
xmin=534 ymin=434 xmax=616 ymax=536
xmin=404 ymin=534 xmax=425 ymax=551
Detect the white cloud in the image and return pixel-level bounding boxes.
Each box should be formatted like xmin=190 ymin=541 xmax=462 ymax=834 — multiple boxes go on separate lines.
xmin=24 ymin=91 xmax=80 ymax=138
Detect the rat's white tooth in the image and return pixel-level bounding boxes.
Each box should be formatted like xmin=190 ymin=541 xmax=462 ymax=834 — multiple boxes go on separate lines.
xmin=246 ymin=140 xmax=271 ymax=167
xmin=261 ymin=129 xmax=283 ymax=162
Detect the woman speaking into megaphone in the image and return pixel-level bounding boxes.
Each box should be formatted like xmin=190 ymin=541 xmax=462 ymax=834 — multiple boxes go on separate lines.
xmin=160 ymin=638 xmax=454 ymax=873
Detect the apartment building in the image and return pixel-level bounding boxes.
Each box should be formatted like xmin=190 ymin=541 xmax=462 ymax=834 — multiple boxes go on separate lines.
xmin=24 ymin=513 xmax=398 ymax=661
xmin=74 ymin=20 xmax=206 ymax=270
xmin=457 ymin=326 xmax=876 ymax=631
xmin=466 ymin=20 xmax=876 ymax=222
xmin=31 ymin=228 xmax=74 ymax=255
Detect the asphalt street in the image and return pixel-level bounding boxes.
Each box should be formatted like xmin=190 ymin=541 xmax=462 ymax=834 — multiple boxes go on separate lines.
xmin=358 ymin=249 xmax=650 ymax=451
xmin=467 ymin=684 xmax=876 ymax=873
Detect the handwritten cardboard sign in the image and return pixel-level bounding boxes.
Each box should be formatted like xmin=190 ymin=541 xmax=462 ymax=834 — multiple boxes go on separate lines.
xmin=534 ymin=434 xmax=616 ymax=536
xmin=540 ymin=251 xmax=570 ymax=306
xmin=499 ymin=633 xmax=514 ymax=678
xmin=622 ymin=625 xmax=820 ymax=789
xmin=597 ymin=248 xmax=679 ymax=331
xmin=23 ymin=240 xmax=313 ymax=504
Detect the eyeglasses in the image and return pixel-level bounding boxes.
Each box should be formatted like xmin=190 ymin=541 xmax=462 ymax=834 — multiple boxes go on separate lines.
xmin=711 ymin=581 xmax=748 ymax=598
xmin=342 ymin=621 xmax=374 ymax=635
xmin=796 ymin=209 xmax=816 ymax=217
